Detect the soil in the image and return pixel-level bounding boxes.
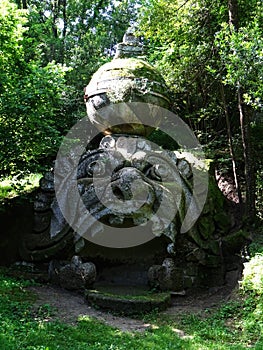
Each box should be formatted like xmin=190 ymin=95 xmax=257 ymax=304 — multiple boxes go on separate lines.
xmin=28 ymin=285 xmax=153 ymax=333
xmin=28 ymin=283 xmax=236 ymax=333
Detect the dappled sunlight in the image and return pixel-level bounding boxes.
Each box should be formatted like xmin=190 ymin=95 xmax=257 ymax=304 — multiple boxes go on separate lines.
xmin=0 ymin=268 xmax=258 ymax=349
xmin=0 ymin=0 xmax=262 ymax=349
xmin=171 ymin=327 xmax=194 ymax=340
xmin=0 ymin=173 xmax=42 ymax=201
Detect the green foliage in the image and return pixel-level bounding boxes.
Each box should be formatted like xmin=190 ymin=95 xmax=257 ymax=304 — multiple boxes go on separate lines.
xmin=0 ymin=61 xmax=71 ymax=176
xmin=242 ymin=254 xmax=263 ymax=295
xmin=19 ymin=0 xmax=140 ymax=88
xmin=139 ymin=0 xmax=263 ymax=119
xmin=0 ymin=1 xmax=75 ymax=177
xmin=0 ymin=0 xmax=27 ymax=86
xmin=224 ymin=231 xmax=263 ymax=345
xmin=0 ymin=265 xmax=263 ymax=349
xmin=215 ymin=22 xmax=263 ymax=110
xmin=138 ymin=0 xmax=227 ymax=117
xmin=238 ymin=254 xmax=263 ymax=343
xmin=138 ymin=0 xmax=263 ymax=217
xmin=0 ymin=173 xmax=41 ymax=204
xmin=148 ymin=129 xmax=179 ymax=150
xmin=0 ymin=0 xmax=141 ymax=180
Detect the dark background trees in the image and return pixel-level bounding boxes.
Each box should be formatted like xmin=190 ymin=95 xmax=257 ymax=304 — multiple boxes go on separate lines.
xmin=0 ymin=0 xmax=139 ymax=176
xmin=0 ymin=0 xmax=262 ymax=220
xmin=138 ymin=0 xmax=263 ymax=220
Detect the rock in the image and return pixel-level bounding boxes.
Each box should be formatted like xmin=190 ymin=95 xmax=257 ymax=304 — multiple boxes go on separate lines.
xmin=58 ymin=256 xmax=96 ymax=291
xmin=59 ymin=264 xmax=82 ymax=290
xmin=186 ymin=247 xmax=206 ymax=264
xmin=17 ymin=28 xmax=247 ymax=294
xmin=161 ymin=258 xmax=184 ymax=291
xmin=81 ymin=262 xmax=97 ymax=288
xmin=148 ymin=265 xmax=166 ymax=289
xmin=222 ymin=229 xmax=250 ymax=254
xmin=48 ymin=260 xmax=65 ymax=286
xmin=84 ymin=57 xmax=171 ymax=136
xmin=197 ymin=215 xmax=215 ymax=240
xmin=148 ymin=258 xmax=184 ymax=291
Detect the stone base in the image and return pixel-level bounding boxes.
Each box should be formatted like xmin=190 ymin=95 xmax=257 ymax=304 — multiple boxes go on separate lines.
xmin=85 ymin=285 xmax=171 ymax=315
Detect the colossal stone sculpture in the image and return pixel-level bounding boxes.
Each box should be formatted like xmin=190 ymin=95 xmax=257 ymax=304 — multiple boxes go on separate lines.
xmin=19 ymin=29 xmax=248 ymax=291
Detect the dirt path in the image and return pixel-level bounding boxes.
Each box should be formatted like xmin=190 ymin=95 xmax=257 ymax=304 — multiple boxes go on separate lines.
xmin=29 ymin=285 xmax=153 ymax=332
xmin=28 ymin=283 xmax=235 ymax=333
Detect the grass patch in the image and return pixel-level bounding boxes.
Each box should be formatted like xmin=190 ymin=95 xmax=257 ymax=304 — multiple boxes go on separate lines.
xmin=87 ymin=285 xmax=170 ymax=302
xmin=86 ymin=285 xmax=171 ymax=315
xmin=0 ymin=264 xmax=262 ymax=350
xmin=0 ymin=173 xmax=42 ymax=203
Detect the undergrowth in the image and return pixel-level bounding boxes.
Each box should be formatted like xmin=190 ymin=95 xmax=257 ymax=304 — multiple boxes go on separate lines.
xmin=0 ymin=225 xmax=262 ymax=349
xmin=0 ymin=173 xmax=41 ymax=204
xmin=0 ymin=247 xmax=263 ymax=350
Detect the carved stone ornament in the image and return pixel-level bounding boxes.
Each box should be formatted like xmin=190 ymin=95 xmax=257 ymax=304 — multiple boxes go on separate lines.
xmin=19 ymin=28 xmax=247 ymax=292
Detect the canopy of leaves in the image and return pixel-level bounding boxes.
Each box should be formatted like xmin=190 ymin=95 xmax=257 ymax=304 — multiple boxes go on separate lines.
xmin=138 ymin=0 xmax=263 ymax=131
xmin=0 ymin=1 xmax=72 ymax=176
xmin=138 ymin=0 xmax=263 ymax=218
xmin=0 ymin=0 xmax=140 ymax=177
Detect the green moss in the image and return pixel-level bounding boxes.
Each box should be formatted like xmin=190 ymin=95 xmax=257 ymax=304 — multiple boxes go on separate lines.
xmin=85 ymin=285 xmax=171 ymax=315
xmin=86 ymin=285 xmax=170 ymax=302
xmin=86 ymin=57 xmax=171 ymax=103
xmin=0 ymin=173 xmax=41 ymax=203
xmin=93 ymin=58 xmax=166 ymax=83
xmin=214 ymin=212 xmax=231 ymax=231
xmin=197 ymin=216 xmax=216 ymax=240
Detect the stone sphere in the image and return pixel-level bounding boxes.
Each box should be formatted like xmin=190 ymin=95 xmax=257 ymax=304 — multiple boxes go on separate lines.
xmin=84 ymin=58 xmax=171 ymax=136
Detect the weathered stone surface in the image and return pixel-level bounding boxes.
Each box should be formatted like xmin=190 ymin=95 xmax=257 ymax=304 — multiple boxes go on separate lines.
xmin=162 ymin=258 xmax=184 ymax=290
xmin=84 ymin=58 xmax=171 ymax=135
xmin=183 ymin=276 xmax=195 ymax=289
xmin=15 ymin=28 xmax=248 ymax=294
xmin=148 ymin=265 xmax=166 ymax=289
xmin=85 ymin=285 xmax=171 ymax=315
xmin=48 ymin=259 xmax=65 ymax=285
xmin=148 ymin=258 xmax=184 ymax=291
xmin=56 ymin=256 xmax=96 ymax=290
xmin=197 ymin=216 xmax=216 ymax=240
xmin=115 ymin=27 xmax=144 ymax=59
xmin=222 ymin=229 xmax=250 ymax=254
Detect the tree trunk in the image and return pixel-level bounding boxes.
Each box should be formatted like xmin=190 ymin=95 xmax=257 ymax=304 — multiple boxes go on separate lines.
xmin=22 ymin=0 xmax=27 ymax=9
xmin=52 ymin=0 xmax=59 ymax=39
xmin=228 ymin=0 xmax=256 ymax=219
xmin=228 ymin=0 xmax=238 ymax=28
xmin=61 ymin=0 xmax=67 ymax=64
xmin=220 ymin=83 xmax=243 ymax=210
xmin=62 ymin=0 xmax=67 ymax=39
xmin=237 ymin=84 xmax=256 ymax=218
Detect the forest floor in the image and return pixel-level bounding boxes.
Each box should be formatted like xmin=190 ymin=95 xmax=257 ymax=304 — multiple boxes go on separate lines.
xmin=28 ymin=282 xmax=236 ymax=333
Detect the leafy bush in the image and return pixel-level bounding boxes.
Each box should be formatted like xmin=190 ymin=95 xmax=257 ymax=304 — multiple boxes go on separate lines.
xmin=0 ymin=1 xmax=75 ymax=177
xmin=239 ymin=249 xmax=263 ymax=343
xmin=241 ymin=253 xmax=263 ymax=297
xmin=0 ymin=61 xmax=71 ymax=176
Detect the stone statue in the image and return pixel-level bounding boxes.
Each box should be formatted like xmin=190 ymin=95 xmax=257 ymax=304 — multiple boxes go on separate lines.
xmin=19 ymin=28 xmax=248 ymax=292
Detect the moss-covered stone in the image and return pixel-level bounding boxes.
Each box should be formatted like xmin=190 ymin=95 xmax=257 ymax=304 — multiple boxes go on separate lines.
xmin=197 ymin=215 xmax=216 ymax=240
xmin=184 ymin=264 xmax=199 ymax=276
xmin=183 ymin=275 xmax=195 ymax=288
xmin=204 ymin=254 xmax=223 ymax=267
xmin=85 ymin=285 xmax=171 ymax=315
xmin=214 ymin=212 xmax=231 ymax=232
xmin=222 ymin=229 xmax=250 ymax=254
xmin=87 ymin=58 xmax=168 ymax=88
xmin=85 ymin=58 xmax=171 ymax=109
